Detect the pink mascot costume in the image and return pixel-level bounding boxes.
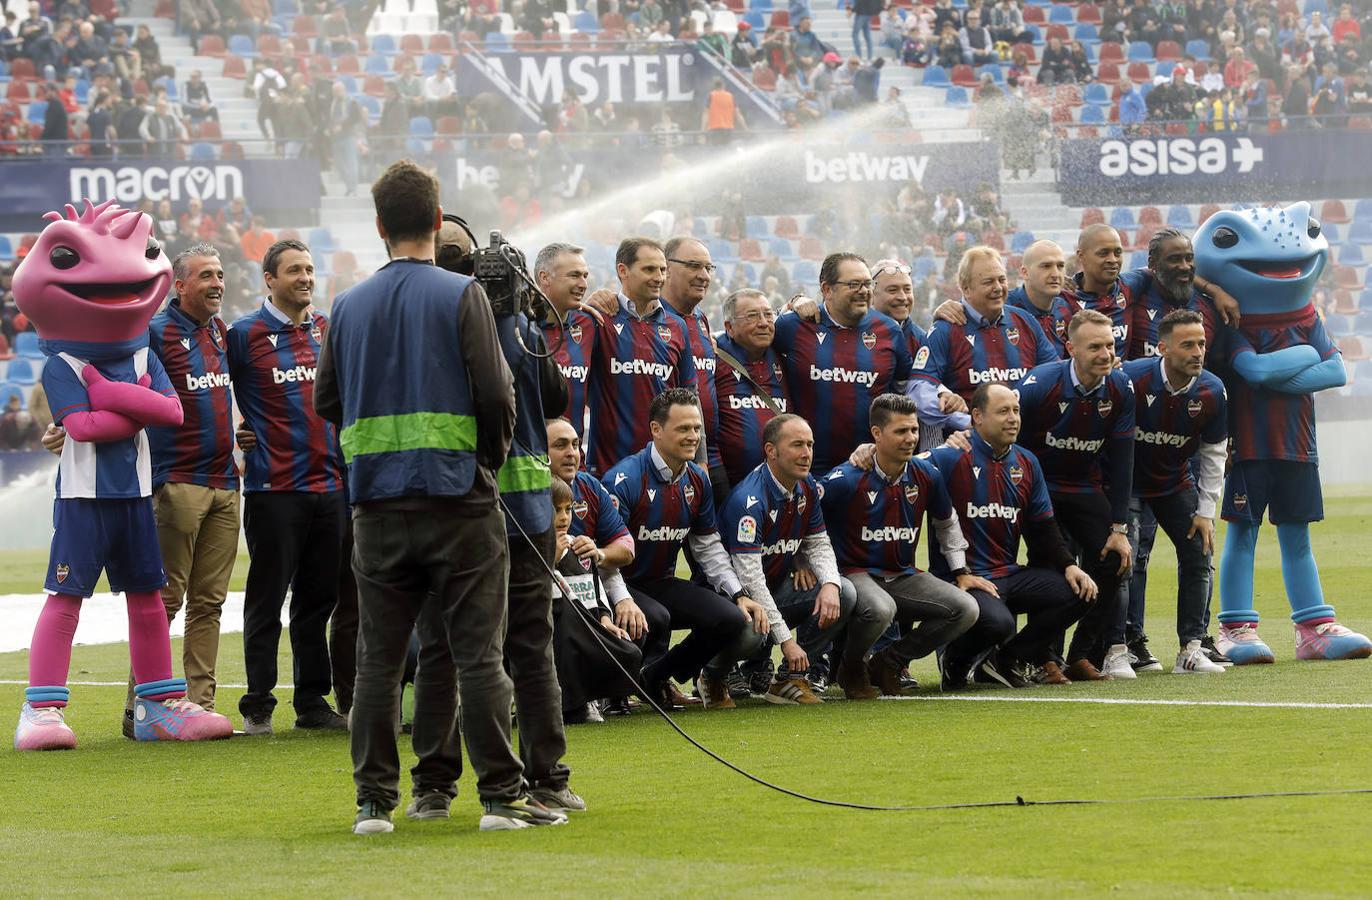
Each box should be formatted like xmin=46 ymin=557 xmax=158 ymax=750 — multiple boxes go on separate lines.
xmin=13 ymin=199 xmax=232 ymax=750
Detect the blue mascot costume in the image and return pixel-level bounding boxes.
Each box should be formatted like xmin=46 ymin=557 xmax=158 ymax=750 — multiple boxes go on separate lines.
xmin=1194 ymin=202 xmax=1372 ymax=664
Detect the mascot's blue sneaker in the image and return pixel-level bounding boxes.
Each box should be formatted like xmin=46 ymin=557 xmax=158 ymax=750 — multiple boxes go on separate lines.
xmin=1216 ymin=623 xmax=1276 ymax=665
xmin=1294 ymin=621 xmax=1372 ymax=661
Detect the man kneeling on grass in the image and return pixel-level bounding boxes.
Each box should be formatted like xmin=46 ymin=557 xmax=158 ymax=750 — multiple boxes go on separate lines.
xmin=717 ymin=414 xmax=867 ymax=704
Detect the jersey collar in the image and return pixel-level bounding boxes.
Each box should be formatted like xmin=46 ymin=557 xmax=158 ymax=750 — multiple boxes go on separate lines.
xmin=1158 ymin=356 xmax=1198 ymax=395
xmin=618 ymin=293 xmax=663 ymax=321
xmin=1067 ymin=358 xmax=1106 ymax=396
xmin=648 ymin=443 xmax=688 ymax=484
xmin=262 ymin=297 xmax=311 ymax=329
xmin=970 ymin=428 xmax=1014 ymax=462
xmin=960 ymin=298 xmax=1003 ymax=328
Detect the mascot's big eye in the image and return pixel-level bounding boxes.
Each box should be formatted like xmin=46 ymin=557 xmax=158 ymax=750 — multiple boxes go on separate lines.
xmin=50 ymin=246 xmax=80 ymax=270
xmin=1307 ymin=218 xmax=1322 ymax=239
xmin=145 ymin=236 xmax=162 ymax=260
xmin=1210 ymin=227 xmax=1239 ymax=250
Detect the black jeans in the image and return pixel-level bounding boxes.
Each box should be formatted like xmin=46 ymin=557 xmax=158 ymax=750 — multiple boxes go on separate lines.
xmin=627 ymin=576 xmax=750 ymax=685
xmin=239 ymin=490 xmax=345 ymax=718
xmin=943 ymin=567 xmax=1086 ymax=677
xmin=350 ymin=501 xmax=524 ymax=809
xmin=1044 ymin=489 xmax=1126 ymax=663
xmin=505 ymin=527 xmax=570 ymax=792
xmin=330 ymin=520 xmax=358 ymax=715
xmin=1118 ymin=488 xmax=1212 ymax=647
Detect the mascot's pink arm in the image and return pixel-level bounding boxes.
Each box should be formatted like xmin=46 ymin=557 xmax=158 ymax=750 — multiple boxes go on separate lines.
xmin=61 ymin=409 xmax=145 ymax=443
xmin=81 ymin=368 xmax=184 ymax=428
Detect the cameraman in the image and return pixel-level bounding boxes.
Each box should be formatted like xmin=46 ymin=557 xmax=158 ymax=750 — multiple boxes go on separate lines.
xmin=315 ymin=161 xmax=557 ymax=834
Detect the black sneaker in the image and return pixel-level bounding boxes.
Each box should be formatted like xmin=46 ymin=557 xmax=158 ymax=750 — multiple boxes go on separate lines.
xmin=742 ymin=659 xmax=775 ymax=696
xmin=121 ymin=708 xmax=135 ymax=740
xmin=295 ymin=705 xmax=348 ymax=730
xmin=898 ymin=665 xmax=919 ymax=691
xmin=1199 ymin=634 xmax=1234 ymax=667
xmin=806 ymin=668 xmax=830 ymax=696
xmin=599 ymin=697 xmax=632 ymax=717
xmin=938 ymin=651 xmax=969 ymax=692
xmin=725 ymin=666 xmax=751 ymax=700
xmin=1127 ymin=635 xmax=1164 ymax=673
xmin=975 ymin=653 xmax=1030 ymax=689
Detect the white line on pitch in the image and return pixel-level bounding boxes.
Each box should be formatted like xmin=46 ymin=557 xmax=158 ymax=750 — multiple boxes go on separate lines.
xmin=876 ymin=695 xmax=1372 ymax=710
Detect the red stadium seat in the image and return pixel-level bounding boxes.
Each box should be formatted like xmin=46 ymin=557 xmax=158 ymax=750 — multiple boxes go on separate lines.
xmin=980 ymin=229 xmax=1006 ymax=251
xmin=154 ymin=0 xmax=175 ymax=16
xmin=1321 ymin=199 xmax=1351 ymax=224
xmin=363 ymin=74 xmax=387 ymax=97
xmin=724 ymin=0 xmax=744 ymax=10
xmin=541 ymin=29 xmax=564 ymax=47
xmin=290 ymin=35 xmax=312 ymax=55
xmin=1132 ymin=223 xmax=1159 ymax=250
xmin=400 ymin=34 xmax=425 ymax=53
xmin=9 ymin=58 xmax=35 ymax=80
xmin=739 ymin=238 xmax=765 ymax=261
xmin=1023 ymin=5 xmax=1045 ymax=23
xmin=1076 ymin=4 xmax=1102 ymax=24
xmin=774 ymin=215 xmax=800 ymax=239
xmin=196 ymin=120 xmax=222 ymax=140
xmin=220 ymin=140 xmax=244 ymax=159
xmin=5 ymin=80 xmax=31 ymax=102
xmin=1098 ymin=42 xmax=1124 ymax=64
xmin=1198 ymin=203 xmax=1221 ymax=226
xmin=799 ymin=236 xmax=824 ymax=260
xmin=1155 ymin=40 xmax=1181 ymax=61
xmin=1096 ymin=61 xmax=1121 ymax=84
xmin=428 ymin=33 xmax=455 ymax=53
xmin=333 ymin=250 xmax=358 ymax=276
xmin=1333 ymin=265 xmax=1362 ymax=289
xmin=198 ymin=34 xmax=227 ymax=57
xmin=770 ymin=10 xmax=790 ymax=28
xmin=336 ymin=54 xmax=360 ymax=74
xmin=257 ymin=34 xmax=282 ymax=57
xmin=513 ymin=31 xmax=538 ymax=52
xmin=1014 ymin=42 xmax=1036 ymax=63
xmin=436 ymin=115 xmax=462 ymax=135
xmin=293 ymin=14 xmax=318 ymax=37
xmin=951 ymin=64 xmax=977 ymax=86
xmin=753 ymin=66 xmax=777 ymax=90
xmin=1333 ymin=289 xmax=1358 ymax=314
xmin=601 ymin=12 xmax=626 ymax=30
xmin=1139 ymin=206 xmax=1163 ymax=228
xmin=1080 ymin=207 xmax=1105 ymax=227
xmin=310 ymin=54 xmax=334 ymax=75
xmin=1126 ymin=61 xmax=1151 ymax=82
xmin=1051 ymin=105 xmax=1074 ymax=124
xmin=1337 ymin=335 xmax=1368 ymax=360
xmin=1045 ymin=24 xmax=1069 ymax=42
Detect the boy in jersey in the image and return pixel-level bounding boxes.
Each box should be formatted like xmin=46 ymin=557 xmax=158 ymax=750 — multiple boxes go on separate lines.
xmin=604 ymin=389 xmax=769 ymax=709
xmin=821 ymin=394 xmax=980 ymax=695
xmin=1121 ymin=309 xmax=1227 ymax=674
xmin=927 ymin=384 xmax=1098 ymax=689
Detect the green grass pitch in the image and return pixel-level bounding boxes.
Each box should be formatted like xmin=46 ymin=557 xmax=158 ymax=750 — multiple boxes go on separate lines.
xmin=0 ymin=491 xmax=1370 ymax=896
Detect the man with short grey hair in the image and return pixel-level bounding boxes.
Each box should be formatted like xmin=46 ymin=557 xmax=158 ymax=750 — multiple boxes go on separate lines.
xmin=535 ymin=241 xmax=595 ymax=434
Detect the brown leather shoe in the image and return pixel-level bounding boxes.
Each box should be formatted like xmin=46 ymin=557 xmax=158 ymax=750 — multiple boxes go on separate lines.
xmin=667 ymin=681 xmax=702 ymax=708
xmin=1066 ymin=658 xmax=1111 ymax=681
xmin=837 ymin=658 xmax=881 ymax=700
xmin=867 ymin=649 xmax=908 ymax=696
xmin=1035 ymin=660 xmax=1072 ymax=685
xmin=696 ymin=672 xmax=736 ymax=709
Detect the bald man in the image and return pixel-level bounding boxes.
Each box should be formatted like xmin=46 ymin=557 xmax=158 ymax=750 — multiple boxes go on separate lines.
xmin=1005 ymin=240 xmax=1081 ymax=359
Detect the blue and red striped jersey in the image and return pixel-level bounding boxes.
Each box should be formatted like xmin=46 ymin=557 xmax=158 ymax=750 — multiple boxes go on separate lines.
xmin=1012 ymin=360 xmax=1136 ymax=494
xmin=719 ymin=463 xmax=826 ymax=589
xmin=585 ymin=296 xmax=698 ymax=475
xmin=1123 ymin=276 xmax=1218 ymax=361
xmin=603 ymin=444 xmax=715 ymax=582
xmin=772 ymin=303 xmax=913 ymax=473
xmin=569 ymin=469 xmax=630 ymax=547
xmin=226 ymin=300 xmax=343 ymax=494
xmin=147 ymin=299 xmax=238 ymax=490
xmin=819 ymin=455 xmax=953 ymax=577
xmin=1005 ymin=286 xmax=1080 ymax=359
xmin=1222 ymin=305 xmax=1338 ymax=464
xmin=712 ymin=333 xmax=790 ymax=486
xmin=1067 ymin=269 xmax=1147 ymax=357
xmin=1123 ymin=357 xmax=1227 ymax=497
xmin=926 ymin=432 xmax=1054 ymax=579
xmin=541 ymin=310 xmax=596 ymax=437
xmin=911 ymin=300 xmax=1057 ymax=402
xmin=664 ymin=302 xmax=720 ymax=466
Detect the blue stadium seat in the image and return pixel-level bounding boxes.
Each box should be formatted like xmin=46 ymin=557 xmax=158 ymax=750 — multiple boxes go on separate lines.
xmin=1083 ymin=82 xmax=1111 ymax=106
xmin=743 ymin=11 xmax=766 ymax=29
xmin=370 ymin=34 xmax=397 ymax=55
xmin=0 ymin=235 xmax=12 ymax=261
xmin=792 ymin=259 xmax=818 ymax=286
xmin=573 ymin=9 xmax=601 ymax=31
xmin=1073 ymin=23 xmax=1098 ymax=41
xmin=1010 ymin=230 xmax=1036 ymax=253
xmin=409 ymin=116 xmax=434 ymax=137
xmin=1347 ymin=218 xmax=1372 ymax=243
xmin=691 ymin=217 xmax=709 ymax=237
xmin=189 ymin=142 xmax=217 ymax=161
xmin=1338 ymin=243 xmax=1365 ymax=265
xmin=1356 ymin=310 xmax=1372 ymax=333
xmin=1352 ymin=198 xmax=1372 ymax=222
xmin=950 ymin=0 xmax=966 ymax=8
xmin=709 ymin=238 xmax=738 ymax=262
xmin=977 ymin=64 xmax=1004 ymax=84
xmin=421 ymin=53 xmax=444 ymax=76
xmin=1109 ymin=207 xmax=1136 ymax=229
xmin=737 ymin=262 xmax=758 ymax=283
xmin=1303 ymin=0 xmax=1328 ymax=16
xmin=1127 ymin=41 xmax=1153 ymax=62
xmin=912 ymin=256 xmax=937 ymax=279
xmin=0 ymin=382 xmax=24 ymax=410
xmin=277 ymin=0 xmax=299 ymax=13
xmin=1359 ymin=286 xmax=1372 ymax=309
xmin=1166 ymin=204 xmax=1195 ymax=229
xmin=26 ymin=100 xmax=47 ymax=124
xmin=768 ymin=237 xmax=794 ymax=258
xmin=308 ymin=227 xmax=335 ymax=255
xmin=1185 ymin=38 xmax=1211 ymax=61
xmin=749 ymin=0 xmax=772 ymax=9
xmin=1324 ymin=313 xmax=1353 ymax=334
xmin=339 ymin=74 xmax=358 ymax=95
xmin=227 ymin=34 xmax=256 ymax=58
xmin=1024 ymin=24 xmax=1042 ymax=43
xmin=405 ymin=137 xmax=431 ymax=158
xmin=745 ymin=216 xmax=768 ymax=238
xmin=484 ymin=32 xmax=512 ymax=52
xmin=14 ymin=331 xmax=41 ymax=359
xmin=1048 ymin=5 xmax=1073 ymax=24
xmin=5 ymin=357 xmax=35 ymax=385
xmin=74 ymin=78 xmax=90 ymax=105
xmin=1323 ymin=222 xmax=1342 ymax=243
xmin=1129 ymin=250 xmax=1149 ymax=269
xmin=922 ymin=65 xmax=950 ymax=87
xmin=583 ymin=243 xmax=614 ymax=269
xmin=1080 ymin=105 xmax=1105 ymax=124
xmin=363 ymin=54 xmax=391 ymax=75
xmin=1357 ymin=360 xmax=1372 ymax=383
xmin=944 ymin=86 xmax=971 ymax=108
xmin=357 ymin=94 xmax=381 ymax=119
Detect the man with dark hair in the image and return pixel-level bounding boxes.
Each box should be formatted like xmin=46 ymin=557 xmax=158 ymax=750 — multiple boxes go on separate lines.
xmin=1121 ymin=309 xmax=1228 ymax=674
xmin=927 ymin=383 xmax=1097 ymax=689
xmin=773 ymin=251 xmax=913 ymax=473
xmin=1011 ymin=308 xmax=1136 ymax=681
xmin=315 ymin=160 xmax=557 ymax=834
xmin=717 ymin=414 xmax=863 ymax=704
xmin=603 ymin=388 xmax=768 ymax=709
xmin=227 ymin=238 xmax=348 ymax=736
xmin=584 ymin=238 xmax=698 ymax=475
xmin=821 ymin=394 xmax=981 ymax=695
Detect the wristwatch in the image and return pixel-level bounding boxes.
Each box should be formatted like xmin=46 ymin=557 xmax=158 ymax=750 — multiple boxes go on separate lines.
xmin=950 ymin=567 xmax=970 ymax=578
xmin=731 ymin=588 xmax=751 ymax=602
xmin=1110 ymin=523 xmax=1129 ymax=535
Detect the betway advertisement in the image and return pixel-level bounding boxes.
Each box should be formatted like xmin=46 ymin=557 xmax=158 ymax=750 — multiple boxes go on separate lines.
xmin=1058 ymin=131 xmax=1372 ymax=205
xmin=0 ymin=158 xmax=322 ymax=231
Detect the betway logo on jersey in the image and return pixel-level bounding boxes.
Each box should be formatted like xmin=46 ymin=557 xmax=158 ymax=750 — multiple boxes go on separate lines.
xmin=861 ymin=525 xmax=919 ymax=543
xmin=184 ymin=371 xmax=231 ymax=392
xmin=761 ymin=537 xmax=803 ymax=556
xmin=611 ymin=358 xmax=674 ymax=379
xmin=804 ymin=150 xmax=930 ymax=185
xmin=1044 ymin=433 xmax=1105 ymax=453
xmin=969 ymin=366 xmax=1029 ymax=385
xmin=965 ymin=502 xmax=1019 ymax=521
xmin=728 ymin=394 xmax=787 ymax=411
xmin=71 ymin=164 xmax=244 ymax=204
xmin=559 ymin=363 xmax=589 ymax=383
xmin=695 ymin=356 xmax=715 ymax=374
xmin=1136 ymin=429 xmax=1191 ymax=447
xmin=272 ymin=365 xmax=317 ymax=384
xmin=637 ymin=524 xmax=689 ymax=543
xmin=1097 ymin=137 xmax=1264 ymax=178
xmin=809 ymin=364 xmax=878 ymax=387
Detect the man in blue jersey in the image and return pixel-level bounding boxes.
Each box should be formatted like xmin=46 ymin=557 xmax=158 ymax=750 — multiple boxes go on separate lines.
xmin=928 ymin=383 xmax=1097 ymax=689
xmin=821 ymin=394 xmax=981 ymax=695
xmin=604 ymin=388 xmax=769 ymax=710
xmin=1006 ymin=240 xmax=1079 ymax=360
xmin=535 ymin=242 xmax=594 ymax=434
xmin=717 ymin=414 xmax=870 ymax=704
xmin=228 ymin=238 xmax=348 ymax=735
xmin=1012 ymin=309 xmax=1136 ymax=681
xmin=713 ymin=288 xmax=790 ymax=491
xmin=1120 ymin=309 xmax=1228 ymax=674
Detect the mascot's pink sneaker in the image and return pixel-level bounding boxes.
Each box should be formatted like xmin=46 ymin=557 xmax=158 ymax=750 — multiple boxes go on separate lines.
xmin=14 ymin=702 xmax=78 ymax=751
xmin=1294 ymin=621 xmax=1372 ymax=661
xmin=1216 ymin=623 xmax=1276 ymax=666
xmin=134 ymin=697 xmax=233 ymax=742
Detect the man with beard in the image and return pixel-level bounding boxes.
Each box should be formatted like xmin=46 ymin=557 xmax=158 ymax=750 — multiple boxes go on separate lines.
xmin=1124 ymin=229 xmax=1219 ymax=361
xmin=1006 ymin=240 xmax=1080 ymax=359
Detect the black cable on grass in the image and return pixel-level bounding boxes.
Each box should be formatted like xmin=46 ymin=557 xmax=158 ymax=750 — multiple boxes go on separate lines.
xmin=503 ymin=499 xmax=1372 ymax=813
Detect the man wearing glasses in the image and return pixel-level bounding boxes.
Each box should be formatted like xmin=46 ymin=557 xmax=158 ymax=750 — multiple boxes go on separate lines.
xmin=714 ymin=288 xmax=790 ymax=491
xmin=773 ymin=252 xmax=913 ymax=474
xmin=659 ymin=237 xmax=724 ymax=501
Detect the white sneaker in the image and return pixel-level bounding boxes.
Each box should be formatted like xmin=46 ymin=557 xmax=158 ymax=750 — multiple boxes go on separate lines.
xmin=1101 ymin=643 xmax=1137 ymax=680
xmin=1174 ymin=640 xmax=1226 ymax=674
